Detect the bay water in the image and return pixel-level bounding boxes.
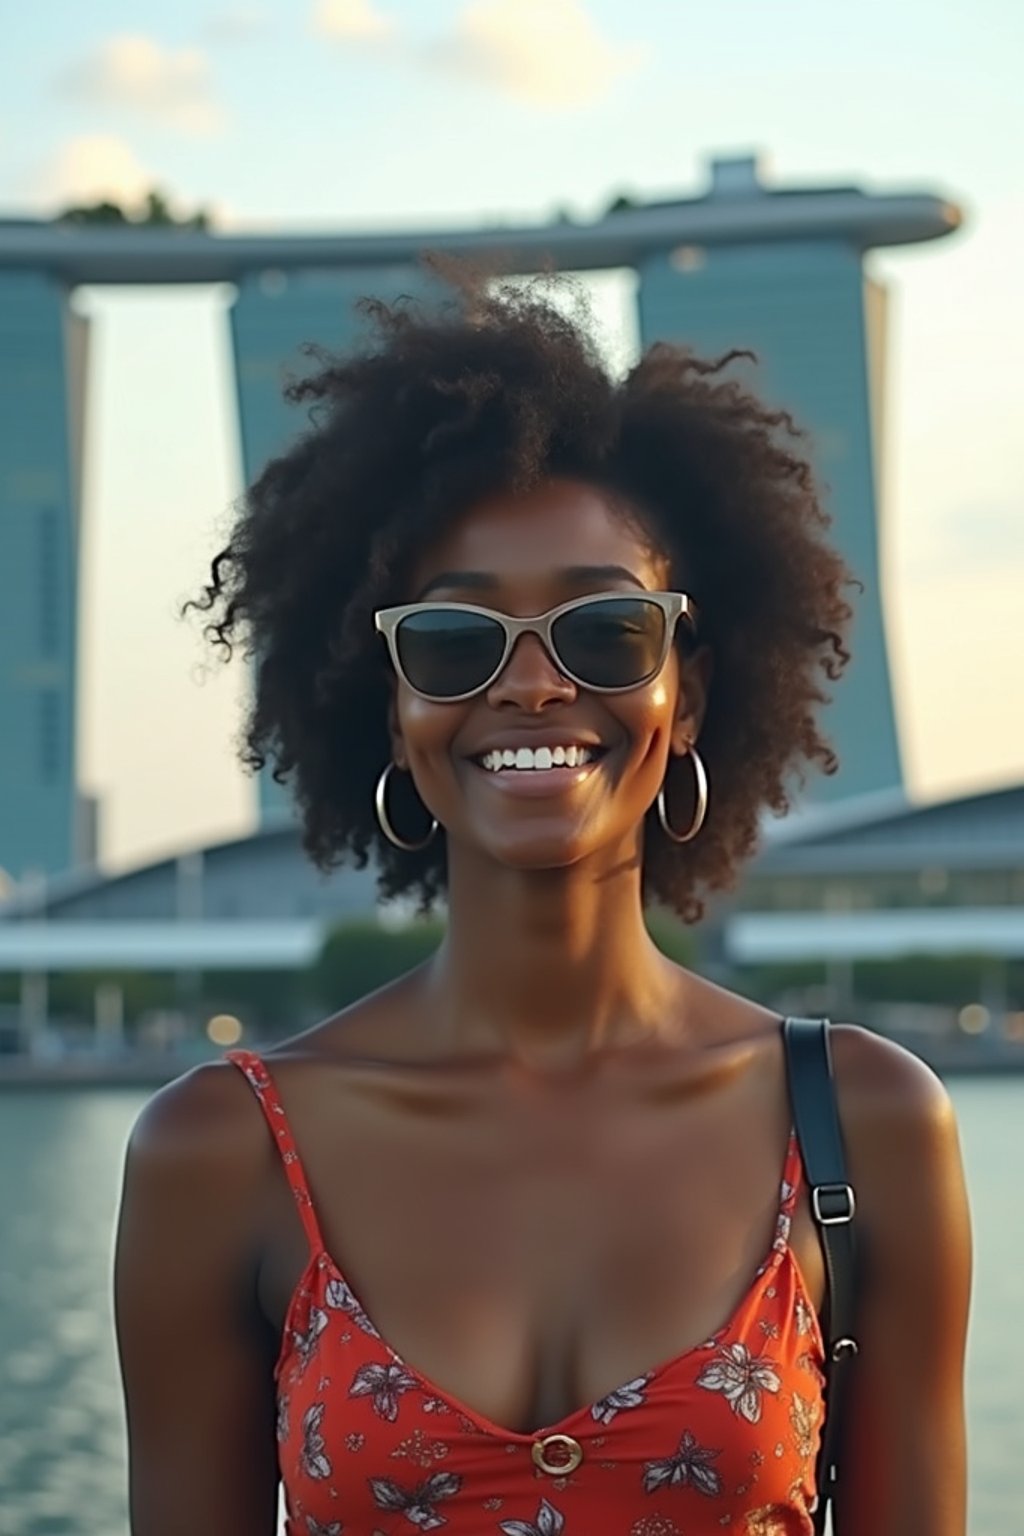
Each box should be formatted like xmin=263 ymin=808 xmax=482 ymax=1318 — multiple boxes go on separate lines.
xmin=0 ymin=1078 xmax=1019 ymax=1534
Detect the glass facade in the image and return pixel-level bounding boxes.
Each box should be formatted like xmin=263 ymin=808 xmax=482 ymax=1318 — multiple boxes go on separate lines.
xmin=0 ymin=175 xmax=951 ymax=877
xmin=0 ymin=274 xmax=82 ymax=879
xmin=229 ymin=264 xmax=439 ymax=825
xmin=742 ymin=868 xmax=1024 ymax=912
xmin=637 ymin=240 xmax=902 ymax=804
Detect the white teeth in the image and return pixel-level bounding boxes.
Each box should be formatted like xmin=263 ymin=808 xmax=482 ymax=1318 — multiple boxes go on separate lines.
xmin=478 ymin=745 xmax=596 ymax=773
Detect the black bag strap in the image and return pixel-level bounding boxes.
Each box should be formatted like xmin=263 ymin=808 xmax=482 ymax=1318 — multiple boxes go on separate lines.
xmin=782 ymin=1017 xmax=859 ymax=1536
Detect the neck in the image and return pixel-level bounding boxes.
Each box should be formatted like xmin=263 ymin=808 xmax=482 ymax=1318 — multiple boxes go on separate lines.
xmin=423 ymin=845 xmax=688 ymax=1069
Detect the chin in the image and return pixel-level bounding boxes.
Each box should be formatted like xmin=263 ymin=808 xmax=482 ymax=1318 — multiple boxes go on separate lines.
xmin=481 ymin=830 xmax=596 ymax=873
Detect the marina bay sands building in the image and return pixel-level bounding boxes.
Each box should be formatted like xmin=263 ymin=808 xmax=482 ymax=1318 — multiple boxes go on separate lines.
xmin=0 ymin=156 xmax=961 ymax=881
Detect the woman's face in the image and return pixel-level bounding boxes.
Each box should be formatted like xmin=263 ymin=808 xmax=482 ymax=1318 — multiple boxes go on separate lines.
xmin=389 ymin=476 xmax=708 ymax=875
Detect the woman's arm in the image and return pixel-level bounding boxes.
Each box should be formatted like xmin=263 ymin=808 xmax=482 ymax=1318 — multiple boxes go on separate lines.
xmin=114 ymin=1062 xmax=281 ymax=1536
xmin=829 ymin=1025 xmax=973 ymax=1536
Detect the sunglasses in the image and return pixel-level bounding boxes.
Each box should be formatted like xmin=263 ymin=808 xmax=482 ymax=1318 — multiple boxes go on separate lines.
xmin=374 ymin=590 xmax=699 ymax=702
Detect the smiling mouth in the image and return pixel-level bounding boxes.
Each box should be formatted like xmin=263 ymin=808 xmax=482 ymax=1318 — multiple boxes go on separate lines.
xmin=473 ymin=744 xmax=607 ymax=774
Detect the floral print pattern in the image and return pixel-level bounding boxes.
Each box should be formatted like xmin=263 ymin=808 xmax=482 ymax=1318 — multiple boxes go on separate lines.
xmin=327 ymin=1276 xmax=382 ymax=1339
xmin=300 ymin=1404 xmax=333 ymax=1481
xmin=499 ymin=1496 xmax=565 ymax=1535
xmin=349 ymin=1361 xmax=420 ymax=1422
xmin=591 ymin=1375 xmax=651 ymax=1425
xmin=369 ymin=1470 xmax=462 ymax=1529
xmin=642 ymin=1430 xmax=723 ymax=1496
xmin=227 ymin=1048 xmax=825 ymax=1534
xmin=696 ymin=1342 xmax=782 ymax=1424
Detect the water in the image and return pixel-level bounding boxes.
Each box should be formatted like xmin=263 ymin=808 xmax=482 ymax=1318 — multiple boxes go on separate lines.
xmin=0 ymin=1079 xmax=1020 ymax=1534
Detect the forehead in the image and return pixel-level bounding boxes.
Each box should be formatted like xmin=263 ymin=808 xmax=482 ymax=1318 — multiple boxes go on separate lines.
xmin=410 ymin=478 xmax=667 ymax=594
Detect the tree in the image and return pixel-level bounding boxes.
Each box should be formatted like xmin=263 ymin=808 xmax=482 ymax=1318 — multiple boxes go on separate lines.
xmin=57 ymin=199 xmax=130 ymax=225
xmin=55 ymin=188 xmax=210 ymax=229
xmin=308 ymin=919 xmax=445 ymax=1010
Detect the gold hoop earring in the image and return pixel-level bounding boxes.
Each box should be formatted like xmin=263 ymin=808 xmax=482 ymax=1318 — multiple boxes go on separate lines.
xmin=374 ymin=762 xmax=439 ymax=851
xmin=656 ymin=744 xmax=708 ymax=844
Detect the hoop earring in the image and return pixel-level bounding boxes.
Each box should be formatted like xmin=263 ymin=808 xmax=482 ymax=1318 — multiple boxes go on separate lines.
xmin=656 ymin=744 xmax=708 ymax=844
xmin=374 ymin=762 xmax=439 ymax=851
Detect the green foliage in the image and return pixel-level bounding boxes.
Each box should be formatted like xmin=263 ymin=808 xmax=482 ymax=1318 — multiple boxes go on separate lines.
xmin=201 ymin=969 xmax=306 ymax=1030
xmin=737 ymin=954 xmax=1022 ymax=1009
xmin=45 ymin=969 xmax=178 ymax=1018
xmin=738 ymin=961 xmax=828 ymax=1002
xmin=645 ymin=908 xmax=697 ymax=968
xmin=851 ymin=953 xmax=1015 ymax=1006
xmin=56 ymin=189 xmax=210 ymax=229
xmin=308 ymin=919 xmax=446 ymax=1010
xmin=57 ymin=199 xmax=129 ymax=225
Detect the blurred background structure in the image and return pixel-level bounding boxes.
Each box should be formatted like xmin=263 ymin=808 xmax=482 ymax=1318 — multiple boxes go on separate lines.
xmin=0 ymin=152 xmax=960 ymax=871
xmin=2 ymin=153 xmax=1022 ymax=1074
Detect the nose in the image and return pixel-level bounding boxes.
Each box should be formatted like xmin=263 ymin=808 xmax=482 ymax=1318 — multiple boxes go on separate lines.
xmin=485 ymin=633 xmax=578 ymax=711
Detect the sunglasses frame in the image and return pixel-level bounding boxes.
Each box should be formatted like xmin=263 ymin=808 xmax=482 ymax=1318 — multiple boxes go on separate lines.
xmin=374 ymin=590 xmax=700 ymax=703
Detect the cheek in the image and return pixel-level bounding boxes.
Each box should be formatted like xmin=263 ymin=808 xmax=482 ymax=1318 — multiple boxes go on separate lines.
xmin=394 ymin=691 xmax=470 ymax=764
xmin=619 ymin=672 xmax=678 ymax=742
xmin=647 ymin=677 xmax=673 ymax=715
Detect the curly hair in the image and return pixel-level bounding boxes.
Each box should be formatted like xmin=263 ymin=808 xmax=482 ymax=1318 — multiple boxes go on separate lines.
xmin=187 ymin=273 xmax=855 ymax=923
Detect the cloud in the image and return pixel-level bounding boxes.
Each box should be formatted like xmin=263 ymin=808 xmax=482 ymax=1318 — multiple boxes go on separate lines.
xmin=313 ymin=0 xmax=645 ymax=106
xmin=26 ymin=134 xmax=157 ymax=211
xmin=58 ymin=35 xmax=226 ymax=137
xmin=312 ymin=0 xmax=396 ymax=41
xmin=432 ymin=0 xmax=647 ymax=108
xmin=203 ymin=6 xmax=270 ymax=44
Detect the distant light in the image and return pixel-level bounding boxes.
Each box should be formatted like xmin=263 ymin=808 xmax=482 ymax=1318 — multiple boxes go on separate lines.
xmin=957 ymin=1004 xmax=990 ymax=1035
xmin=207 ymin=1013 xmax=243 ymax=1046
xmin=1004 ymin=1012 xmax=1024 ymax=1043
xmin=670 ymin=245 xmax=706 ymax=274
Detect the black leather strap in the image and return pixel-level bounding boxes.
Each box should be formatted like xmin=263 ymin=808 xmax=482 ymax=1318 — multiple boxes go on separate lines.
xmin=782 ymin=1017 xmax=859 ymax=1535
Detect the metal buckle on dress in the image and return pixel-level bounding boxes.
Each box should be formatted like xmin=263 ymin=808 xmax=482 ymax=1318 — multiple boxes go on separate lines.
xmin=811 ymin=1182 xmax=856 ymax=1225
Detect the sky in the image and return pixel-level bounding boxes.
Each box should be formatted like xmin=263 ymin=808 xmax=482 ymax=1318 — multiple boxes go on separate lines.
xmin=1 ymin=0 xmax=1022 ymax=872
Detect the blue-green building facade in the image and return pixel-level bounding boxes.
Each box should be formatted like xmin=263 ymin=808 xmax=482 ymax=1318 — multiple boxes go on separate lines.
xmin=0 ymin=271 xmax=87 ymax=881
xmin=230 ymin=263 xmax=439 ymax=823
xmin=637 ymin=234 xmax=897 ymax=800
xmin=0 ymin=159 xmax=961 ymax=880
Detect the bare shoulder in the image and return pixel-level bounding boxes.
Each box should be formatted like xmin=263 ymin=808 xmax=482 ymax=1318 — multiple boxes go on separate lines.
xmin=826 ymin=1022 xmax=970 ymax=1258
xmin=125 ymin=1057 xmax=274 ymax=1202
xmin=827 ymin=1021 xmax=959 ymax=1145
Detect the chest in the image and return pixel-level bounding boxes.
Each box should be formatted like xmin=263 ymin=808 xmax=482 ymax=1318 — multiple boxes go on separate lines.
xmin=255 ymin=1072 xmax=826 ymax=1436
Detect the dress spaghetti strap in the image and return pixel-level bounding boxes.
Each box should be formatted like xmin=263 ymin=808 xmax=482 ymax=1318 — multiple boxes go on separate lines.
xmin=225 ymin=1048 xmax=326 ymax=1260
xmin=781 ymin=1125 xmax=803 ymax=1218
xmin=773 ymin=1126 xmax=803 ymax=1261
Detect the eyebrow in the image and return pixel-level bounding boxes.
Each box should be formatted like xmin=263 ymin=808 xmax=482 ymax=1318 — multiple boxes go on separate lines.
xmin=415 ymin=565 xmax=648 ymax=600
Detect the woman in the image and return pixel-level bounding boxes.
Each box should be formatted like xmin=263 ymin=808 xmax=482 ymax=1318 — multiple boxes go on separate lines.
xmin=114 ymin=280 xmax=971 ymax=1535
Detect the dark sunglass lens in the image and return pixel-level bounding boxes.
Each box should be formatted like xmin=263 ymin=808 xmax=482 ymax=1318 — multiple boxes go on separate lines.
xmin=395 ymin=609 xmax=505 ymax=698
xmin=553 ymin=598 xmax=666 ymax=689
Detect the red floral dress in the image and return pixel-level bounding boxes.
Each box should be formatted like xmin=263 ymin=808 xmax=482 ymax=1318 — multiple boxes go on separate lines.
xmin=227 ymin=1048 xmax=826 ymax=1536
